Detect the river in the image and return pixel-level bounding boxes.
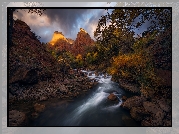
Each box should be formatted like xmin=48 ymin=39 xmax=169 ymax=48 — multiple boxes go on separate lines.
xmin=30 ymin=70 xmax=140 ymax=126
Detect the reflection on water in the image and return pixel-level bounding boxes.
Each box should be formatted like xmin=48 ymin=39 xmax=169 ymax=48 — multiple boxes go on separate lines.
xmin=30 ymin=70 xmax=140 ymax=126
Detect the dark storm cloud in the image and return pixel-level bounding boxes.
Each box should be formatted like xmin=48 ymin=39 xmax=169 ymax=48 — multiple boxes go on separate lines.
xmin=44 ymin=9 xmax=90 ymax=37
xmin=13 ymin=8 xmax=114 ymax=43
xmin=84 ymin=9 xmax=107 ymax=39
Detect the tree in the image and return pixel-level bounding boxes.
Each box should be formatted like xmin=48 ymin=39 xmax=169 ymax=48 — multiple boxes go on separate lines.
xmin=94 ymin=8 xmax=171 ymax=47
xmin=94 ymin=8 xmax=171 ymax=67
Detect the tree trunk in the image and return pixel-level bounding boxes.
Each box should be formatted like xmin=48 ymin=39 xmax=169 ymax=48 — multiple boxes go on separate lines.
xmin=8 ymin=8 xmax=15 ymax=47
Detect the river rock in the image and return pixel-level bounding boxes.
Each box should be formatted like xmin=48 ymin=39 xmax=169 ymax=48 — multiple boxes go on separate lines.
xmin=153 ymin=110 xmax=165 ymax=123
xmin=141 ymin=116 xmax=164 ymax=126
xmin=121 ymin=96 xmax=127 ymax=101
xmin=40 ymin=96 xmax=48 ymax=101
xmin=108 ymin=93 xmax=117 ymax=101
xmin=130 ymin=107 xmax=143 ymax=121
xmin=148 ymin=117 xmax=163 ymax=126
xmin=130 ymin=106 xmax=149 ymax=121
xmin=140 ymin=87 xmax=155 ymax=99
xmin=156 ymin=98 xmax=171 ymax=112
xmin=141 ymin=118 xmax=152 ymax=126
xmin=163 ymin=119 xmax=172 ymax=126
xmin=34 ymin=103 xmax=45 ymax=113
xmin=9 ymin=110 xmax=26 ymax=126
xmin=143 ymin=101 xmax=162 ymax=114
xmin=31 ymin=112 xmax=39 ymax=119
xmin=88 ymin=73 xmax=93 ymax=76
xmin=119 ymin=80 xmax=140 ymax=93
xmin=121 ymin=96 xmax=146 ymax=109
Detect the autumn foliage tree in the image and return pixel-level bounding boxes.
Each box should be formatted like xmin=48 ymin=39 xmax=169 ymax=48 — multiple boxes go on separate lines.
xmin=94 ymin=8 xmax=171 ymax=93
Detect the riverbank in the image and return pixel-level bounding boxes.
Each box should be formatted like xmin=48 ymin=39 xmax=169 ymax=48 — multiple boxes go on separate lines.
xmin=8 ymin=69 xmax=98 ymax=126
xmin=117 ymin=78 xmax=172 ymax=126
xmin=8 ymin=69 xmax=171 ymax=126
xmin=20 ymin=72 xmax=141 ymax=126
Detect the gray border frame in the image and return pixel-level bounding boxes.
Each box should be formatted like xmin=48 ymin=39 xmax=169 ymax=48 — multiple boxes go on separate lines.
xmin=2 ymin=2 xmax=178 ymax=134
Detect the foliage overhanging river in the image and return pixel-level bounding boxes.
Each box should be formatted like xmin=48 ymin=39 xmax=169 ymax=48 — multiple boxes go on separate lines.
xmin=30 ymin=70 xmax=140 ymax=126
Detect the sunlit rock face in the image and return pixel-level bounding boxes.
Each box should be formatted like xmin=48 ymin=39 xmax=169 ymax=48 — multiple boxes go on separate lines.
xmin=80 ymin=28 xmax=87 ymax=33
xmin=49 ymin=31 xmax=68 ymax=45
xmin=48 ymin=28 xmax=94 ymax=55
xmin=49 ymin=31 xmax=74 ymax=52
xmin=72 ymin=28 xmax=94 ymax=56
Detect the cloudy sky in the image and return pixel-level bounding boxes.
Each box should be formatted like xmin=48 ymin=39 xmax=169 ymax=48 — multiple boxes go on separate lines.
xmin=9 ymin=2 xmax=170 ymax=44
xmin=12 ymin=3 xmax=117 ymax=43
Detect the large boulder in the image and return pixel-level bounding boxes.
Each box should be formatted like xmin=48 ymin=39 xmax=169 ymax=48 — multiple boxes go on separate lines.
xmin=34 ymin=103 xmax=45 ymax=113
xmin=108 ymin=93 xmax=118 ymax=101
xmin=141 ymin=117 xmax=163 ymax=127
xmin=9 ymin=110 xmax=26 ymax=126
xmin=121 ymin=96 xmax=127 ymax=101
xmin=121 ymin=96 xmax=146 ymax=109
xmin=130 ymin=106 xmax=149 ymax=121
xmin=140 ymin=87 xmax=155 ymax=99
xmin=156 ymin=98 xmax=171 ymax=112
xmin=142 ymin=101 xmax=167 ymax=126
xmin=119 ymin=80 xmax=140 ymax=93
xmin=143 ymin=101 xmax=162 ymax=114
xmin=141 ymin=113 xmax=165 ymax=127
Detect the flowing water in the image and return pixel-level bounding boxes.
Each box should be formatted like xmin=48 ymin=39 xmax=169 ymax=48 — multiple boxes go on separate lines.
xmin=30 ymin=70 xmax=140 ymax=126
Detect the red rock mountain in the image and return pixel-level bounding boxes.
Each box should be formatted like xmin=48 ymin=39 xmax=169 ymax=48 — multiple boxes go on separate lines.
xmin=72 ymin=28 xmax=94 ymax=56
xmin=9 ymin=19 xmax=62 ymax=94
xmin=48 ymin=28 xmax=94 ymax=56
xmin=49 ymin=31 xmax=74 ymax=52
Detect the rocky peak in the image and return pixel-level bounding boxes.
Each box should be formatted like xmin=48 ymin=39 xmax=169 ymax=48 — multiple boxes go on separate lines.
xmin=49 ymin=31 xmax=68 ymax=45
xmin=80 ymin=28 xmax=87 ymax=33
xmin=72 ymin=28 xmax=94 ymax=56
xmin=48 ymin=31 xmax=74 ymax=52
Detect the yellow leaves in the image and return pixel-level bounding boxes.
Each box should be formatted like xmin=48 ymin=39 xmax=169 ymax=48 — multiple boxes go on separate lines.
xmin=112 ymin=53 xmax=147 ymax=69
xmin=107 ymin=67 xmax=117 ymax=75
xmin=93 ymin=52 xmax=98 ymax=58
xmin=87 ymin=52 xmax=91 ymax=57
xmin=76 ymin=54 xmax=82 ymax=61
xmin=121 ymin=70 xmax=130 ymax=78
xmin=113 ymin=28 xmax=122 ymax=37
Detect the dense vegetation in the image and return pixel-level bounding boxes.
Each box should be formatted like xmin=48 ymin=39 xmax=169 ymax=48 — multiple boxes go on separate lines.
xmin=47 ymin=8 xmax=171 ymax=96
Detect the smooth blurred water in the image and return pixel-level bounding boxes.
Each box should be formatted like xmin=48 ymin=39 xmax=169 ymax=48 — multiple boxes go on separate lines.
xmin=30 ymin=71 xmax=140 ymax=126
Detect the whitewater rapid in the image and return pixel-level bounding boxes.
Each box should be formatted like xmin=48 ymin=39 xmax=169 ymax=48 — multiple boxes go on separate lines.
xmin=30 ymin=70 xmax=139 ymax=126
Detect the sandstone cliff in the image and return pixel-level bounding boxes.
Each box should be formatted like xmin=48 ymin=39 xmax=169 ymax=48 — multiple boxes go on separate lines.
xmin=72 ymin=28 xmax=94 ymax=56
xmin=48 ymin=31 xmax=74 ymax=52
xmin=49 ymin=31 xmax=68 ymax=45
xmin=48 ymin=28 xmax=94 ymax=56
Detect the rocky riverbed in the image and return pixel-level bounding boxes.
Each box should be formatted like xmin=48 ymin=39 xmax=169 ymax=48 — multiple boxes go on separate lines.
xmin=8 ymin=69 xmax=171 ymax=126
xmin=119 ymin=80 xmax=172 ymax=126
xmin=8 ymin=69 xmax=98 ymax=126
